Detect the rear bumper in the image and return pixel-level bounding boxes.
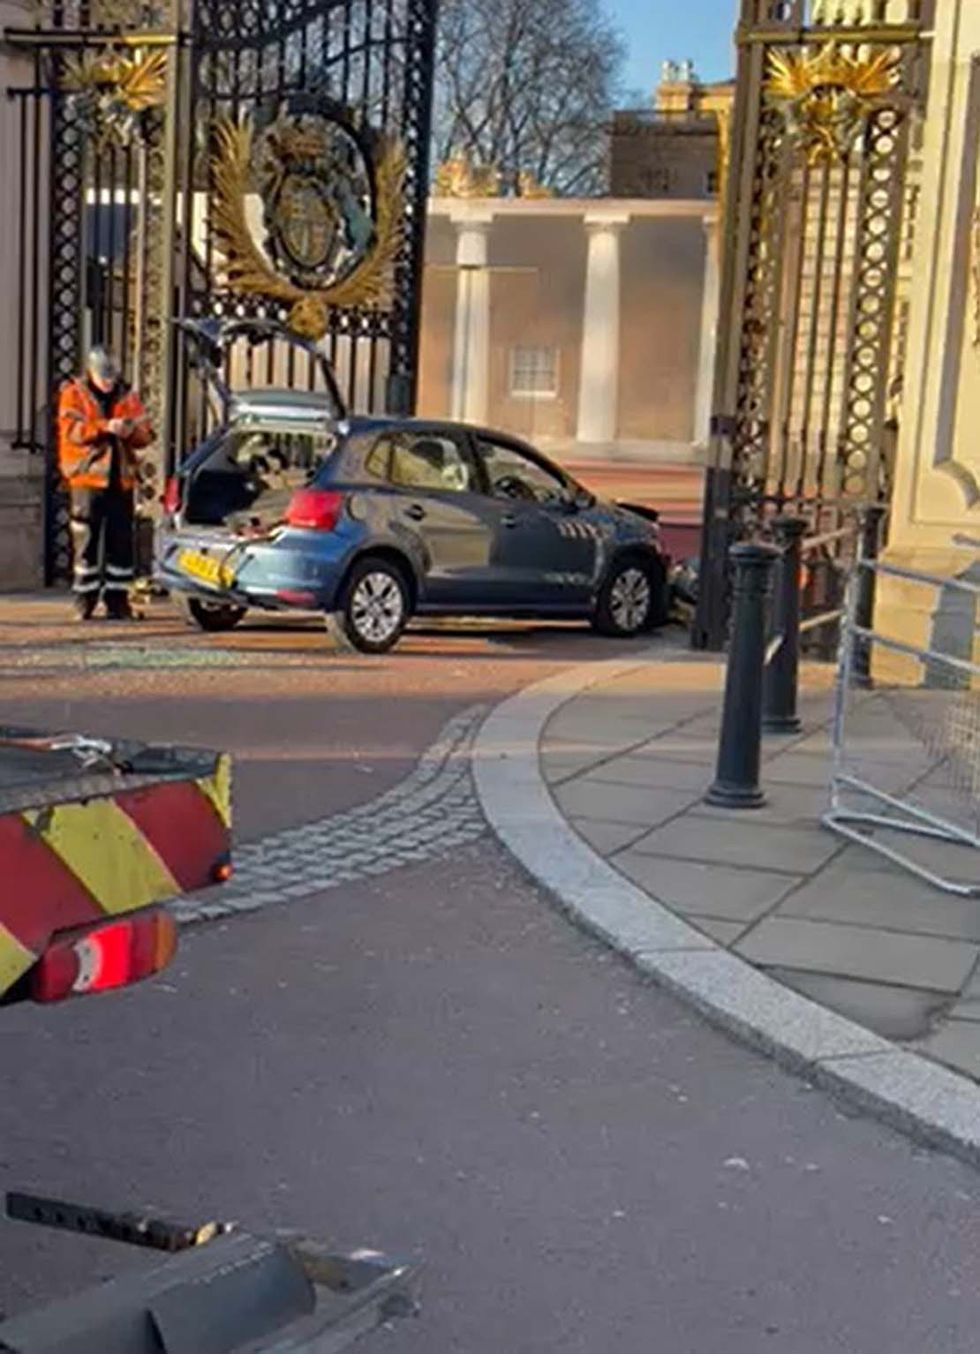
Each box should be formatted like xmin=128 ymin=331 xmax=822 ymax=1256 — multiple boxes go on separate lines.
xmin=155 ymin=526 xmax=355 ymax=612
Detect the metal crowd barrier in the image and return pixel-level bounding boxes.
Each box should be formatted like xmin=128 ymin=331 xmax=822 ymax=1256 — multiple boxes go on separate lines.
xmin=823 ymin=554 xmax=980 ymax=897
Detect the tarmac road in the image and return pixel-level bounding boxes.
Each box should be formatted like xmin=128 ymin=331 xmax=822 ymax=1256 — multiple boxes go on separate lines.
xmin=1 ymin=598 xmax=979 ymax=1352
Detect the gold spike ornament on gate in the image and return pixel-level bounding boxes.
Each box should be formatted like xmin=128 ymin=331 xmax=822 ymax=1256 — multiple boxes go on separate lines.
xmin=61 ymin=49 xmax=168 ymax=148
xmin=765 ymin=42 xmax=899 ymax=167
xmin=208 ymin=102 xmax=405 ymax=342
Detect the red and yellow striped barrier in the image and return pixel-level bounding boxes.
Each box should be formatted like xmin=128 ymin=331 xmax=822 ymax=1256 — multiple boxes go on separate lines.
xmin=0 ymin=753 xmax=231 ymax=997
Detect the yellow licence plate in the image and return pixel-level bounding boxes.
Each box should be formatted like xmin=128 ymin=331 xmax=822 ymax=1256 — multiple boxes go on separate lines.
xmin=177 ymin=549 xmax=235 ymax=590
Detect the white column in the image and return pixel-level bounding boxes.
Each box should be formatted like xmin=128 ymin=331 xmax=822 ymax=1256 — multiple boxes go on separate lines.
xmin=576 ymin=213 xmax=629 ymax=445
xmin=694 ymin=213 xmax=721 ymax=448
xmin=450 ymin=212 xmax=493 ymax=424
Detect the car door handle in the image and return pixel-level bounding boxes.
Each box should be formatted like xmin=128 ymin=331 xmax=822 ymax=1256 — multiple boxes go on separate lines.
xmin=405 ymin=504 xmax=426 ymax=521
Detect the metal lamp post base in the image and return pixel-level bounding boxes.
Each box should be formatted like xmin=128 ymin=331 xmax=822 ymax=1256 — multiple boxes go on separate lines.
xmin=762 ymin=713 xmax=802 ymax=735
xmin=705 ymin=779 xmax=767 ymax=809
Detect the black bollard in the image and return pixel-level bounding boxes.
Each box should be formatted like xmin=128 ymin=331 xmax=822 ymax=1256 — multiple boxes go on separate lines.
xmin=763 ymin=516 xmax=808 ymax=734
xmin=706 ymin=542 xmax=779 ymax=809
xmin=852 ymin=504 xmax=886 ymax=690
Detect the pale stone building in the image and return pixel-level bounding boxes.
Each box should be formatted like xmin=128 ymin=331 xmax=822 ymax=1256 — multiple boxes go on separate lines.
xmin=417 ymin=197 xmax=718 ymax=467
xmin=610 ymin=63 xmax=735 ymax=202
xmin=873 ymin=0 xmax=980 ymax=659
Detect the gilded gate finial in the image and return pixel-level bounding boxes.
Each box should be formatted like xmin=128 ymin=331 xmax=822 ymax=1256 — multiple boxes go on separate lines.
xmin=765 ymin=42 xmax=899 ymax=166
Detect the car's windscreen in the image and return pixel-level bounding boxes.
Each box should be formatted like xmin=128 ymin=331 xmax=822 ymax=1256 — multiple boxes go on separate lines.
xmin=186 ymin=426 xmax=337 ymax=528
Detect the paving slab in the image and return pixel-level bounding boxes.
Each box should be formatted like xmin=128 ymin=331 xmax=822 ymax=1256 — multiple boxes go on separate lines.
xmin=947 ymin=996 xmax=980 ymax=1023
xmin=628 ymin=815 xmax=842 ymax=873
xmin=553 ymin=779 xmax=695 ymax=829
xmin=629 ymin=734 xmax=719 ymax=765
xmin=613 ymin=851 xmax=801 ymax=922
xmin=777 ymin=850 xmax=980 ymax=941
xmin=681 ymin=915 xmax=751 ymax=946
xmin=568 ymin=816 xmax=647 ymax=855
xmin=489 ymin=647 xmax=980 ymax=1150
xmin=770 ymin=751 xmax=931 ymax=793
xmin=829 ymin=824 xmax=980 ymax=890
xmin=559 ymin=694 xmax=704 ymax=729
xmin=767 ymin=968 xmax=947 ymax=1041
xmin=736 ymin=916 xmax=979 ymax=993
xmin=914 ymin=1022 xmax=980 ymax=1081
xmin=578 ymin=751 xmax=713 ymax=792
xmin=541 ymin=746 xmax=610 ymax=784
xmin=544 ymin=706 xmax=665 ymax=747
xmin=795 ymin=728 xmax=935 ymax=767
xmin=691 ymin=781 xmax=832 ymax=828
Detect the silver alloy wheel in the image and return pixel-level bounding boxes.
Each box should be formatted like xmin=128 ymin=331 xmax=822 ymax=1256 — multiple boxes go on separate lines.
xmin=350 ymin=570 xmax=405 ymax=644
xmin=609 ymin=567 xmax=651 ymax=633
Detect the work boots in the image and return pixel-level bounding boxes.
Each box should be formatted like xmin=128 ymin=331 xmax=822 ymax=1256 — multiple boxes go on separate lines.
xmin=104 ymin=593 xmax=134 ymax=622
xmin=72 ymin=592 xmax=97 ymax=622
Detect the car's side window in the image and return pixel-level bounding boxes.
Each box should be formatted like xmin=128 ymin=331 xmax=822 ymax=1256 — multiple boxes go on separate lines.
xmin=385 ymin=433 xmax=475 ymax=494
xmin=477 ymin=438 xmax=567 ymax=506
xmin=226 ymin=430 xmax=331 ymax=489
xmin=364 ymin=438 xmax=392 ymax=481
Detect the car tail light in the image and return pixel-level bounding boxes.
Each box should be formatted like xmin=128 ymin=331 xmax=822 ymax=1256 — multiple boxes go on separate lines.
xmin=162 ymin=476 xmax=181 ymax=515
xmin=286 ymin=488 xmax=343 ymax=531
xmin=30 ymin=910 xmax=178 ymax=1004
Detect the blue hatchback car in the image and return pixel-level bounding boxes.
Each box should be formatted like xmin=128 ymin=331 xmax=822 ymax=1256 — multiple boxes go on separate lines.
xmin=157 ymin=329 xmax=669 ymax=654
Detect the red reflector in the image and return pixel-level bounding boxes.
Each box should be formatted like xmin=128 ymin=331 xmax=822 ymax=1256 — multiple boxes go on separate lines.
xmin=286 ymin=488 xmax=343 ymax=531
xmin=212 ymin=858 xmax=234 ymax=884
xmin=275 ymin=589 xmax=317 ymax=607
xmin=30 ymin=910 xmax=178 ymax=1003
xmin=162 ymin=476 xmax=181 ymax=515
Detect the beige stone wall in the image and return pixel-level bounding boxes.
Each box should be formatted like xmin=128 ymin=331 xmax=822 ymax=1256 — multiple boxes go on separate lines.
xmin=417 ymin=202 xmax=710 ymax=454
xmin=485 ymin=215 xmax=586 ymax=441
xmin=618 ymin=219 xmax=703 ymax=442
xmin=874 ymin=0 xmax=979 ymax=672
xmin=610 ymin=118 xmax=718 ymax=200
xmin=416 ymin=213 xmax=457 ymax=421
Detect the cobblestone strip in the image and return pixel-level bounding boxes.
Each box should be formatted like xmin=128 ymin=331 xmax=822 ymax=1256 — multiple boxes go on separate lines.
xmin=171 ymin=706 xmax=489 ymax=924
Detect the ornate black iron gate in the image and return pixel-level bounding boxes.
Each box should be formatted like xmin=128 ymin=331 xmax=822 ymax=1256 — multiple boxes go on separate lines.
xmin=692 ymin=0 xmax=926 ymax=650
xmin=4 ymin=0 xmax=438 ymax=583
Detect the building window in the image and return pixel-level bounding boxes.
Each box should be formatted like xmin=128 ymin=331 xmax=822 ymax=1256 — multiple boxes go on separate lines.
xmin=509 ymin=346 xmax=559 ymax=399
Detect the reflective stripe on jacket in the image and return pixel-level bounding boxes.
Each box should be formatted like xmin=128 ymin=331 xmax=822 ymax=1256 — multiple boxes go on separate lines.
xmin=57 ymin=378 xmax=153 ymax=491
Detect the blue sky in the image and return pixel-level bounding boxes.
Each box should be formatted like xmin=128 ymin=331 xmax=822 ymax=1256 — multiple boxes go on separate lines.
xmin=603 ymin=0 xmax=739 ymax=101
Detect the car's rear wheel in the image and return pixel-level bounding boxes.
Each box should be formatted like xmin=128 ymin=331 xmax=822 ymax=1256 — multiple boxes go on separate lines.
xmin=178 ymin=595 xmax=247 ymax=632
xmin=339 ymin=557 xmax=411 ymax=654
xmin=592 ymin=557 xmax=667 ymax=638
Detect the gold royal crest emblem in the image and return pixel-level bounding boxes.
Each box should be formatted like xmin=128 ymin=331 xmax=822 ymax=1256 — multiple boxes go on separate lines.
xmin=209 ymin=95 xmax=405 ymax=340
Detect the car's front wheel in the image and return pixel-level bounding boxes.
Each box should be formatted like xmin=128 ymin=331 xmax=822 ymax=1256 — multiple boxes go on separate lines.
xmin=177 ymin=596 xmax=247 ymax=632
xmin=339 ymin=557 xmax=412 ymax=654
xmin=592 ymin=558 xmax=666 ymax=638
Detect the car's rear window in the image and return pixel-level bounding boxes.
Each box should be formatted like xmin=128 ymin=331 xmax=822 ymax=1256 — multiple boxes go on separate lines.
xmin=225 ymin=426 xmax=337 ymax=481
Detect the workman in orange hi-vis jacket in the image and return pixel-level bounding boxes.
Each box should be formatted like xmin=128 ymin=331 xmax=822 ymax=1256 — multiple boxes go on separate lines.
xmin=57 ymin=346 xmax=153 ymax=621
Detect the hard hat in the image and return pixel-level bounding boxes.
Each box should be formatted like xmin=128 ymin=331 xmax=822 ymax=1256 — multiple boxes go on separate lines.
xmin=86 ymin=345 xmax=120 ymax=384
